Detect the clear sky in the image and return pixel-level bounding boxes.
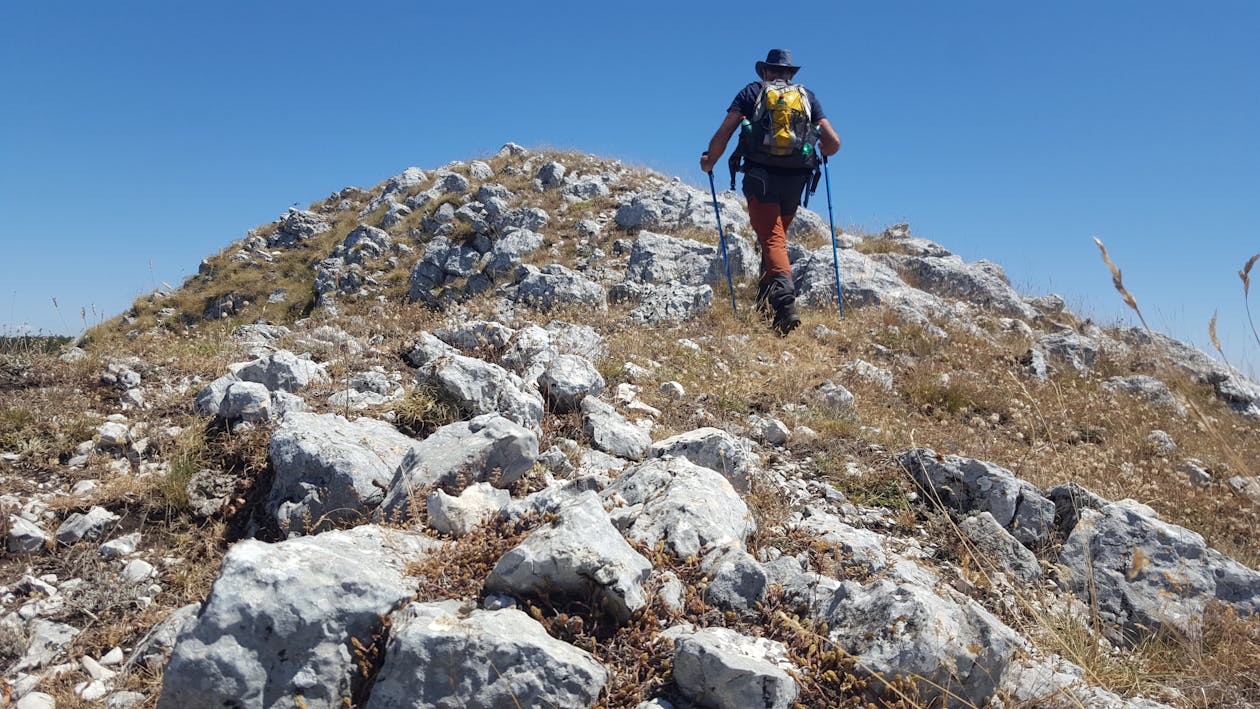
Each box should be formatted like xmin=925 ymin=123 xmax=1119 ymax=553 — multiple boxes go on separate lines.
xmin=2 ymin=1 xmax=1257 ymax=372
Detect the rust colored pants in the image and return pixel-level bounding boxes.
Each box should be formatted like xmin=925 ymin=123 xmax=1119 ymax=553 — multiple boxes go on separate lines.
xmin=742 ymin=167 xmax=809 ymax=285
xmin=746 ymin=195 xmax=797 ymax=283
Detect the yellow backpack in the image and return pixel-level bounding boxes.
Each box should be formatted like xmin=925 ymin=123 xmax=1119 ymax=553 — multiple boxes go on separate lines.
xmin=745 ymin=80 xmax=819 ymax=169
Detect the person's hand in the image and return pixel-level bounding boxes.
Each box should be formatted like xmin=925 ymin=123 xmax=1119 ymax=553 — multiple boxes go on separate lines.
xmin=700 ymin=152 xmax=715 ymax=174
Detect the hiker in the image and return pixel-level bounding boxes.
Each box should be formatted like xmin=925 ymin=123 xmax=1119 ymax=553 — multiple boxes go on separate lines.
xmin=701 ymin=48 xmax=841 ymax=334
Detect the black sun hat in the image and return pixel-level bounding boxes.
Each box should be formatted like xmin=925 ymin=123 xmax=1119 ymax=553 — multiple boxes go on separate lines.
xmin=755 ymin=48 xmax=800 ymax=77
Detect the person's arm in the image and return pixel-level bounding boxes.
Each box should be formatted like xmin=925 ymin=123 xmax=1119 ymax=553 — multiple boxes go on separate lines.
xmin=700 ymin=111 xmax=743 ymax=172
xmin=817 ymin=118 xmax=841 ymax=157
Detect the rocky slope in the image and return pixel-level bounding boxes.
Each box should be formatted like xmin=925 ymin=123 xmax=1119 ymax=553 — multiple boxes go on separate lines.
xmin=3 ymin=144 xmax=1260 ymax=708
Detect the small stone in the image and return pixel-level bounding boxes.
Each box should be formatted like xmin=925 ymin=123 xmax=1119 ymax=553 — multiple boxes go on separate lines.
xmin=660 ymin=381 xmax=685 ymax=399
xmin=120 ymin=559 xmax=155 ymax=584
xmin=1176 ymin=460 xmax=1212 ymax=488
xmin=81 ymin=654 xmax=116 ymax=681
xmin=76 ymin=680 xmax=108 ymax=701
xmin=96 ymin=422 xmax=130 ymax=449
xmin=100 ymin=532 xmax=140 ymax=559
xmin=7 ymin=516 xmax=49 ymax=554
xmin=55 ymin=507 xmax=120 ymax=545
xmin=1147 ymin=430 xmax=1177 ymax=454
xmin=622 ymin=362 xmax=653 ymax=383
xmin=99 ymin=647 xmax=125 ymax=665
xmin=16 ymin=692 xmax=56 ymax=709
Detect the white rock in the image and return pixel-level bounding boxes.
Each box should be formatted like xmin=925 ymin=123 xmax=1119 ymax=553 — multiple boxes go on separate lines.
xmin=81 ymin=654 xmax=116 ymax=681
xmin=96 ymin=422 xmax=130 ymax=449
xmin=120 ymin=559 xmax=155 ymax=584
xmin=426 ymin=483 xmax=510 ymax=537
xmin=16 ymin=692 xmax=56 ymax=709
xmin=99 ymin=532 xmax=140 ymax=559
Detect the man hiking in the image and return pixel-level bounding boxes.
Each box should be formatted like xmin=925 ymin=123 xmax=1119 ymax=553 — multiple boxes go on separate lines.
xmin=701 ymin=48 xmax=841 ymax=334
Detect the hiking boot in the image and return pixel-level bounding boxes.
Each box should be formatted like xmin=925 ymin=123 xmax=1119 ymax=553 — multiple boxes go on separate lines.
xmin=772 ymin=313 xmax=801 ymax=336
xmin=764 ymin=274 xmax=799 ymax=336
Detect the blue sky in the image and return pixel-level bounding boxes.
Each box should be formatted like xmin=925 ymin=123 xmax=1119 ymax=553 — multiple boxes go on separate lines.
xmin=2 ymin=1 xmax=1257 ymax=371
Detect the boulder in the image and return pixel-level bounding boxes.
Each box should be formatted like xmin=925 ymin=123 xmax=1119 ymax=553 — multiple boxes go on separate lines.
xmin=55 ymin=506 xmax=120 ymax=545
xmin=624 ymin=230 xmax=756 ymax=286
xmin=7 ymin=515 xmax=48 ymax=554
xmin=958 ymin=512 xmax=1042 ymax=584
xmin=485 ymin=228 xmax=545 ymax=278
xmin=785 ymin=208 xmax=827 ymax=238
xmin=416 ymin=349 xmax=545 ymax=432
xmin=613 ymin=281 xmax=715 ymax=324
xmin=605 ymin=456 xmax=754 ymax=559
xmin=822 ymin=578 xmax=1020 ymax=707
xmin=671 ymin=626 xmax=798 ymax=709
xmin=538 ymin=354 xmax=605 ymax=412
xmin=792 ymin=245 xmax=945 ymax=317
xmin=614 ymin=182 xmax=749 ymax=233
xmin=486 ymin=491 xmax=652 ymax=623
xmin=1058 ymin=500 xmax=1260 ymax=642
xmin=1103 ymin=375 xmax=1186 ymax=415
xmin=267 ymin=413 xmax=420 ymax=535
xmin=235 ymin=350 xmax=329 ymax=393
xmin=377 ymin=414 xmax=539 ymax=519
xmin=702 ymin=546 xmax=768 ymax=611
xmin=813 ymin=379 xmax=855 ymax=411
xmin=493 ymin=206 xmax=550 ymax=233
xmin=650 ymin=427 xmax=761 ymax=493
xmin=512 ymin=264 xmax=608 ymax=313
xmin=339 ymin=224 xmax=392 ymax=263
xmin=581 ymin=397 xmax=651 ymax=461
xmin=536 ymin=161 xmax=566 ymax=188
xmin=160 ymin=526 xmax=439 ymax=709
xmin=1035 ymin=332 xmax=1100 ymax=373
xmin=872 ymin=254 xmax=1038 ymax=320
xmin=366 ymin=601 xmax=607 ymax=709
xmin=562 ymin=174 xmax=611 ymax=201
xmin=436 ymin=320 xmax=516 ymax=353
xmin=222 ymin=381 xmax=272 ymax=423
xmin=899 ymin=448 xmax=1055 ymax=549
xmin=268 ymin=209 xmax=330 ymax=247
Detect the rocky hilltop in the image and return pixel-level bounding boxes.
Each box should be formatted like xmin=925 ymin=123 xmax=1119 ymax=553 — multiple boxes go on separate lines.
xmin=3 ymin=144 xmax=1260 ymax=708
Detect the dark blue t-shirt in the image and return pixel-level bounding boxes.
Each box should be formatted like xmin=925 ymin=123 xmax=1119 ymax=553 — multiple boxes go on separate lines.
xmin=727 ymin=81 xmax=827 ymax=122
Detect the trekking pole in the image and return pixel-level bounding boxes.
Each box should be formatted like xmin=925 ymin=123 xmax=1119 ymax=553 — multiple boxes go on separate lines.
xmin=822 ymin=155 xmax=844 ymax=317
xmin=703 ymin=158 xmax=739 ymax=314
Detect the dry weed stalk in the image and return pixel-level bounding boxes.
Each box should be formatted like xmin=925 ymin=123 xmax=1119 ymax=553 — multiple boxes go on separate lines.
xmin=1092 ymin=237 xmax=1148 ymax=330
xmin=1241 ymin=252 xmax=1260 ymax=349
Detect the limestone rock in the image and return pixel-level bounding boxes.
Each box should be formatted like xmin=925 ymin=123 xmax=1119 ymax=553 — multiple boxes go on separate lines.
xmin=605 ymin=456 xmax=754 ymax=559
xmin=650 ymin=427 xmax=761 ymax=493
xmin=900 ymin=448 xmax=1055 ymax=549
xmin=538 ymin=354 xmax=605 ymax=413
xmin=486 ymin=491 xmax=652 ymax=623
xmin=366 ymin=601 xmax=608 ymax=709
xmin=267 ymin=413 xmax=420 ymax=535
xmin=1058 ymin=501 xmax=1260 ymax=642
xmin=378 ymin=414 xmax=538 ymax=519
xmin=671 ymin=626 xmax=798 ymax=709
xmin=159 ymin=526 xmax=440 ymax=709
xmin=581 ymin=397 xmax=651 ymax=461
xmin=426 ymin=483 xmax=510 ymax=537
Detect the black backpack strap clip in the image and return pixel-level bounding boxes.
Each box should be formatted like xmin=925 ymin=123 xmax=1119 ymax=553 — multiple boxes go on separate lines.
xmin=802 ymin=165 xmax=822 ymax=208
xmin=727 ymin=148 xmax=743 ymax=191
